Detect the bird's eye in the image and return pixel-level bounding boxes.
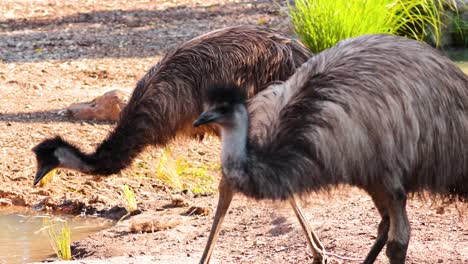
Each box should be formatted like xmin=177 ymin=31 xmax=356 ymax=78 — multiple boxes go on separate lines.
xmin=217 ymin=106 xmax=230 ymax=114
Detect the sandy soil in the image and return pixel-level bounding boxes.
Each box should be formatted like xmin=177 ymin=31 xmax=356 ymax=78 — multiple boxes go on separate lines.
xmin=1 ymin=0 xmax=467 ymax=263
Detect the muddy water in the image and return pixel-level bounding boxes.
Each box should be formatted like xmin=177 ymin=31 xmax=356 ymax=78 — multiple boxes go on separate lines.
xmin=0 ymin=207 xmax=114 ymax=264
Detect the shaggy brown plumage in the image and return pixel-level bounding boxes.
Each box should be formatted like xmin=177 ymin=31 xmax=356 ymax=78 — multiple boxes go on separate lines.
xmin=196 ymin=34 xmax=468 ymax=264
xmin=32 ymin=26 xmax=322 ymax=264
xmin=32 ymin=25 xmax=312 ymax=181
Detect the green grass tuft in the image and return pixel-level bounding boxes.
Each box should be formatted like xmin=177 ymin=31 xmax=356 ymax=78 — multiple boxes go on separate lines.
xmin=289 ymin=0 xmax=446 ymax=53
xmin=154 ymin=147 xmax=217 ymax=194
xmin=43 ymin=218 xmax=72 ymax=261
xmin=121 ymin=184 xmax=138 ymax=213
xmin=128 ymin=141 xmax=218 ymax=195
xmin=155 ymin=147 xmax=184 ymax=190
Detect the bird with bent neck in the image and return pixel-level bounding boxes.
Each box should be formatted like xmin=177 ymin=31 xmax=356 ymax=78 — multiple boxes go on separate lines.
xmin=32 ymin=136 xmax=108 ymax=185
xmin=30 ymin=25 xmax=313 ymax=186
xmin=30 ymin=26 xmax=326 ymax=264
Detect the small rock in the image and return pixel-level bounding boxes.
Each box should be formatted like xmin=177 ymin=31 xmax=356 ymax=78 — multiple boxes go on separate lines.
xmin=67 ymin=89 xmax=129 ymax=122
xmin=0 ymin=190 xmax=14 ymax=198
xmin=11 ymin=196 xmax=26 ymax=206
xmin=185 ymin=206 xmax=211 ymax=216
xmin=78 ymin=188 xmax=87 ymax=195
xmin=11 ymin=176 xmax=28 ymax=181
xmin=152 ymin=183 xmax=170 ymax=192
xmin=33 ymin=190 xmax=51 ymax=196
xmin=0 ymin=198 xmax=13 ymax=207
xmin=171 ymin=194 xmax=189 ymax=207
xmin=84 ymin=180 xmax=97 ymax=188
xmin=254 ymin=240 xmax=266 ymax=247
xmin=89 ymin=194 xmax=108 ymax=204
xmin=56 ymin=200 xmax=85 ymax=214
xmin=181 ymin=189 xmax=194 ymax=198
xmin=102 ymin=205 xmax=128 ymax=220
xmin=436 ymin=206 xmax=445 ymax=215
xmin=129 ymin=219 xmax=181 ymax=233
xmin=32 ymin=83 xmax=42 ymax=90
xmin=275 ymin=246 xmax=287 ymax=252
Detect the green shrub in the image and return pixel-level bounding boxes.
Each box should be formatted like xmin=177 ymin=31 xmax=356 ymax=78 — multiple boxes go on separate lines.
xmin=289 ymin=0 xmax=445 ymax=53
xmin=451 ymin=11 xmax=467 ymax=46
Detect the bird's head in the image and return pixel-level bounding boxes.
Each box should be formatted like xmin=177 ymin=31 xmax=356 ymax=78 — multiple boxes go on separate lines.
xmin=193 ymin=83 xmax=247 ymax=128
xmin=32 ymin=136 xmax=77 ymax=186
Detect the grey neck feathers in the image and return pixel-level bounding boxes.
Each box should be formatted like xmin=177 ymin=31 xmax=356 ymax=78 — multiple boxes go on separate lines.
xmin=54 ymin=147 xmax=93 ymax=173
xmin=220 ymin=105 xmax=249 ymax=170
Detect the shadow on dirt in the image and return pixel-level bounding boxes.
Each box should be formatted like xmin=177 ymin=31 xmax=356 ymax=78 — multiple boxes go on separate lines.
xmin=0 ymin=1 xmax=280 ymax=62
xmin=0 ymin=110 xmax=115 ymax=124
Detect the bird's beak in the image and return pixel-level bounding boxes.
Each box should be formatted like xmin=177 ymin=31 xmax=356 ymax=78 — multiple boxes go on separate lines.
xmin=33 ymin=165 xmax=55 ymax=186
xmin=193 ymin=110 xmax=221 ymax=127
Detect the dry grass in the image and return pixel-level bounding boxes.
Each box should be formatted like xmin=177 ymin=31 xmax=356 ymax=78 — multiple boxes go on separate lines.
xmin=171 ymin=194 xmax=190 ymax=207
xmin=185 ymin=205 xmax=211 ymax=216
xmin=38 ymin=169 xmax=58 ymax=187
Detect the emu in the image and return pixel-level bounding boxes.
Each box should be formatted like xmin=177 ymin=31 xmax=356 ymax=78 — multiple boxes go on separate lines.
xmin=31 ymin=26 xmax=328 ymax=262
xmin=193 ymin=34 xmax=468 ymax=264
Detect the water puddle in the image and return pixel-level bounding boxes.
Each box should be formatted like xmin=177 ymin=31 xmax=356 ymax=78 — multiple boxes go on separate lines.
xmin=0 ymin=207 xmax=114 ymax=264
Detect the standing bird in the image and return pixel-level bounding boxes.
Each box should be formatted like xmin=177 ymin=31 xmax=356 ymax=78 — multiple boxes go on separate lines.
xmin=193 ymin=34 xmax=468 ymax=264
xmin=32 ymin=26 xmax=327 ymax=262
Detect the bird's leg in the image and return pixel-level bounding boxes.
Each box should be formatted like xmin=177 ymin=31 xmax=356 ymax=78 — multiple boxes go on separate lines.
xmin=363 ymin=188 xmax=390 ymax=264
xmin=385 ymin=187 xmax=410 ymax=264
xmin=199 ymin=178 xmax=234 ymax=264
xmin=289 ymin=196 xmax=326 ymax=264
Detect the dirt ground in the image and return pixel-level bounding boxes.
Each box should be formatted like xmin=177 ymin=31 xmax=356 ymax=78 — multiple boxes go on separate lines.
xmin=1 ymin=0 xmax=467 ymax=263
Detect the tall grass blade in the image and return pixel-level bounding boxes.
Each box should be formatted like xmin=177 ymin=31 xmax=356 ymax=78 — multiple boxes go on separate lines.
xmin=121 ymin=184 xmax=138 ymax=213
xmin=43 ymin=218 xmax=72 ymax=260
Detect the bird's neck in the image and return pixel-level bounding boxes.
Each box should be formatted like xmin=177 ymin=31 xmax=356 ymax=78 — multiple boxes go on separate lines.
xmin=220 ymin=105 xmax=249 ymax=172
xmin=89 ymin=118 xmax=149 ymax=175
xmin=54 ymin=147 xmax=94 ymax=173
xmin=55 ymin=117 xmax=150 ymax=176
